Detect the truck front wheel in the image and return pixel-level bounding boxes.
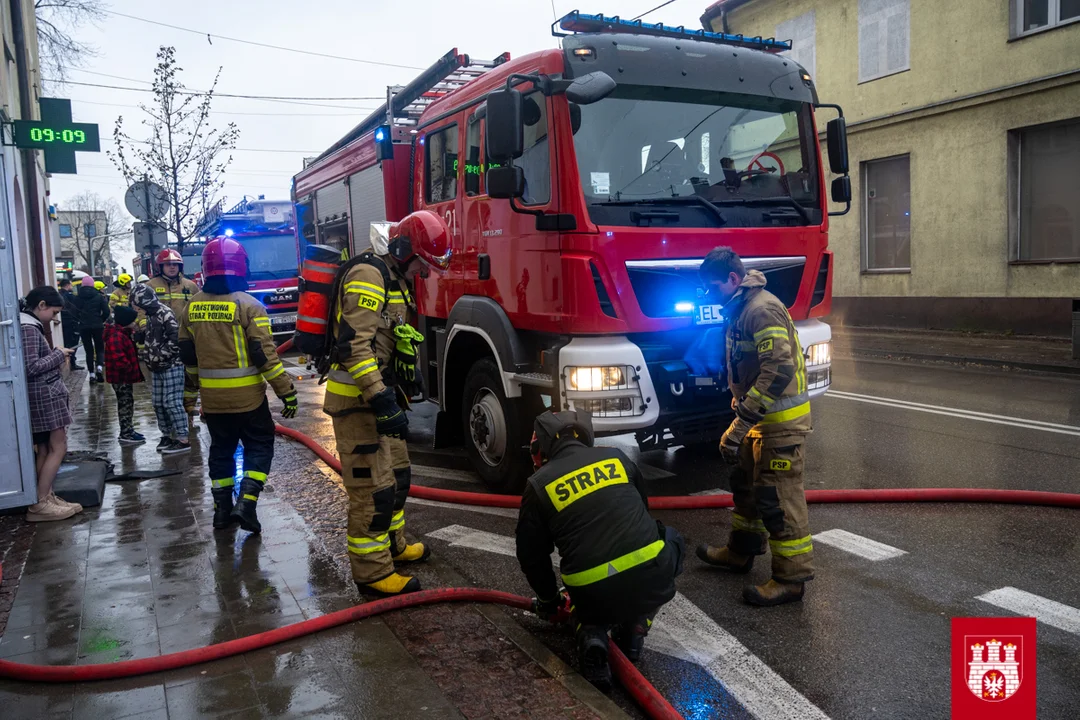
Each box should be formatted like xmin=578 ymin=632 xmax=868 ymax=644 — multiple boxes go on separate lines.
xmin=461 ymin=358 xmax=531 ymax=492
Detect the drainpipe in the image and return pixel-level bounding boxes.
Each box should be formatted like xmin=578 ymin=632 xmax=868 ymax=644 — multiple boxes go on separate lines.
xmin=9 ymin=0 xmax=46 ymax=286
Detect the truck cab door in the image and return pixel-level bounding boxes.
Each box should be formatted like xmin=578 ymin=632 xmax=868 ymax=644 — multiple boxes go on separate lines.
xmin=418 ymin=121 xmax=465 ymax=316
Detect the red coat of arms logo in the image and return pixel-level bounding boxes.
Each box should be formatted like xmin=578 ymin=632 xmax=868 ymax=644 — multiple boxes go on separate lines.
xmin=964 ymin=636 xmax=1022 ymax=701
xmin=951 ymin=617 xmax=1036 ymax=720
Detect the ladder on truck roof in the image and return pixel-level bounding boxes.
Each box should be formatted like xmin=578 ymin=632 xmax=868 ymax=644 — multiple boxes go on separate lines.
xmin=314 ymin=48 xmax=511 ymax=163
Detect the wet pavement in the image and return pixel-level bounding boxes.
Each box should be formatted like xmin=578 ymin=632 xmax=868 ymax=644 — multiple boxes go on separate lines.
xmin=0 ymin=377 xmax=621 ymax=719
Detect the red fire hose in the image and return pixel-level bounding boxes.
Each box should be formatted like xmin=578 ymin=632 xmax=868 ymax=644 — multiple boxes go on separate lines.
xmin=272 ymin=424 xmax=1080 ymax=511
xmin=275 ymin=337 xmax=293 ymax=353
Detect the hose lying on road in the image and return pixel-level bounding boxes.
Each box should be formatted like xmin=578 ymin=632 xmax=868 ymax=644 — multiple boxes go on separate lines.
xmin=0 ymin=587 xmax=680 ymax=719
xmin=273 ymin=424 xmax=1080 ymax=511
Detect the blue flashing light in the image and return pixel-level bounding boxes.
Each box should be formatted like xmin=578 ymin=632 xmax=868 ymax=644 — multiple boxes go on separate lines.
xmin=605 ymin=231 xmax=614 ymax=237
xmin=224 ymin=228 xmax=234 ymax=237
xmin=375 ymin=127 xmax=386 ymax=142
xmin=554 ymin=10 xmax=792 ymax=52
xmin=674 ymin=301 xmax=695 ymax=313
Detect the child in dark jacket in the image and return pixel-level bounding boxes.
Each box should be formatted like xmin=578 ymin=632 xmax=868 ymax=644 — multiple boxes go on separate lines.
xmin=105 ymin=306 xmax=146 ymax=445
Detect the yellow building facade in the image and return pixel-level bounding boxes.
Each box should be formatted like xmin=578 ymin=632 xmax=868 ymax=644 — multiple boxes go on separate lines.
xmin=704 ymin=0 xmax=1080 ymax=335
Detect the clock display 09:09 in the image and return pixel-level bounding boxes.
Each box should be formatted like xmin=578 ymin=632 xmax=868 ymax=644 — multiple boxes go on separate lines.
xmin=29 ymin=128 xmax=86 ymax=144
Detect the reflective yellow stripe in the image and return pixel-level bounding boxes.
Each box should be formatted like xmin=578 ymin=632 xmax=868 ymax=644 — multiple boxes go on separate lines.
xmin=262 ymin=363 xmax=286 ymax=381
xmin=345 ymin=281 xmax=385 ymax=298
xmin=211 ymin=478 xmax=234 ymax=488
xmin=389 ymin=510 xmax=405 ymax=531
xmin=561 ymin=539 xmax=665 ymax=587
xmin=244 ymin=471 xmax=267 ymax=483
xmin=747 ymin=387 xmax=776 ymax=408
xmin=769 ymin=535 xmax=813 ymax=557
xmin=753 ymin=326 xmax=789 ymax=342
xmin=326 ymin=379 xmax=361 ymax=397
xmin=760 ymin=401 xmax=811 ymax=425
xmin=232 ymin=326 xmax=248 ymax=368
xmin=199 ymin=375 xmax=265 ymax=389
xmin=184 ymin=367 xmax=199 ymax=376
xmin=355 ymin=364 xmax=378 ymax=378
xmin=254 ymin=319 xmax=271 ymax=329
xmin=732 ymin=513 xmax=767 ymax=534
xmin=347 ymin=534 xmax=391 ymax=554
xmin=348 ymin=359 xmax=377 ymax=374
xmin=242 ymin=494 xmax=258 ymax=502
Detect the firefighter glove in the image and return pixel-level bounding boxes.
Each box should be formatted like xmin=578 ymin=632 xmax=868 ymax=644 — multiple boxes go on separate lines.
xmin=281 ymin=393 xmax=299 ymax=419
xmin=392 ymin=325 xmax=425 ymax=394
xmin=532 ymin=590 xmax=571 ymax=624
xmin=370 ymin=387 xmax=409 ymax=439
xmin=720 ymin=416 xmax=754 ymax=465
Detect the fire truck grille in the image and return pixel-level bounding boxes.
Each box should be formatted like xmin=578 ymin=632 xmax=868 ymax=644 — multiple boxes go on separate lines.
xmin=626 ymin=260 xmax=804 ymax=318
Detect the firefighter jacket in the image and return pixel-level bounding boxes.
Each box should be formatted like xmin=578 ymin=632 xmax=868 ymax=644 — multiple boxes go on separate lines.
xmin=724 ymin=269 xmax=811 ymax=443
xmin=108 ymin=287 xmax=130 ymax=310
xmin=146 ymin=275 xmax=199 ymax=319
xmin=322 ymin=251 xmax=413 ymax=417
xmin=178 ymin=290 xmax=295 ymax=414
xmin=515 ymin=441 xmax=678 ymax=624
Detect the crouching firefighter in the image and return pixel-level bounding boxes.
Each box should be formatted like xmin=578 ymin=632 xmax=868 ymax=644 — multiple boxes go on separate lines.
xmin=695 ymin=246 xmax=814 ymax=607
xmin=178 ymin=239 xmax=298 ymax=533
xmin=516 ymin=411 xmax=684 ymax=692
xmin=318 ymin=224 xmax=431 ymax=597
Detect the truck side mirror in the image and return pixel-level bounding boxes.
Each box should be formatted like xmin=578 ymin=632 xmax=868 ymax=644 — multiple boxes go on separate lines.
xmin=485 ymin=88 xmax=524 ymax=162
xmin=831 ymin=176 xmax=851 ymax=204
xmin=565 ymin=71 xmax=616 ymax=105
xmin=826 ymin=118 xmax=849 ymax=175
xmin=487 ymin=165 xmax=525 ymax=200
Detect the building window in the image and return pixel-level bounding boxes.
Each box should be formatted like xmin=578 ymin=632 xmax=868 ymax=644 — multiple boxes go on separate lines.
xmin=425 ymin=124 xmax=458 ymax=204
xmin=862 ymin=155 xmax=911 ymax=272
xmin=84 ymin=223 xmax=96 ymax=238
xmin=776 ymin=10 xmax=816 ymax=79
xmin=858 ymin=0 xmax=910 ymax=83
xmin=1013 ymin=0 xmax=1080 ymax=36
xmin=59 ymin=223 xmax=72 ymax=238
xmin=1016 ymin=119 xmax=1080 ymax=262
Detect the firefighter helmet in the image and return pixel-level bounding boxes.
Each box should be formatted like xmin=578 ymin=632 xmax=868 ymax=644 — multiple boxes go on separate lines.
xmin=530 ymin=411 xmax=595 ymax=469
xmin=137 ymin=274 xmax=150 ymax=283
xmin=202 ymin=238 xmax=248 ymax=278
xmin=94 ymin=280 xmax=106 ymax=291
xmin=116 ymin=273 xmax=133 ymax=287
xmin=155 ymin=248 xmax=183 ymax=275
xmin=389 ymin=211 xmax=452 ymax=268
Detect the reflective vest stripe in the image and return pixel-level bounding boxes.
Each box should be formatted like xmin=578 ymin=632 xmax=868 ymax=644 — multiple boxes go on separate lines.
xmin=760 ymin=401 xmax=811 ymax=425
xmin=349 ymin=358 xmax=378 ymax=379
xmin=747 ymin=386 xmax=776 ymax=409
xmin=199 ymin=375 xmax=264 ymax=389
xmin=769 ymin=535 xmax=813 ymax=557
xmin=326 ymin=379 xmax=360 ymax=397
xmin=732 ymin=513 xmax=767 ymax=534
xmin=389 ymin=510 xmax=405 ymax=532
xmin=345 ymin=281 xmax=385 ymax=299
xmin=753 ymin=325 xmax=789 ymax=342
xmin=297 ymin=314 xmax=327 ymax=326
xmin=262 ymin=363 xmax=286 ymax=382
xmin=244 ymin=471 xmax=268 ymax=483
xmin=242 ymin=494 xmax=259 ymax=502
xmin=561 ymin=539 xmax=665 ymax=587
xmin=232 ymin=326 xmax=248 ymax=368
xmin=199 ymin=367 xmax=260 ymax=378
xmin=347 ymin=534 xmax=390 ymax=555
xmin=253 ymin=317 xmax=271 ymax=328
xmin=211 ymin=478 xmax=234 ymax=488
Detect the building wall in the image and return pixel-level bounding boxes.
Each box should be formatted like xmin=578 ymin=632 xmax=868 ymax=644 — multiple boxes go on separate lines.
xmin=713 ymin=0 xmax=1080 ymax=334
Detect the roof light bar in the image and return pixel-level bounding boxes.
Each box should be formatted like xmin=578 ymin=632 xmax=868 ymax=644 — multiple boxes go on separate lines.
xmin=553 ymin=10 xmax=792 ymax=52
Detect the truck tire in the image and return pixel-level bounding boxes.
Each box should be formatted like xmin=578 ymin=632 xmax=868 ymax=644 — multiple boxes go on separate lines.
xmin=461 ymin=358 xmax=531 ymax=492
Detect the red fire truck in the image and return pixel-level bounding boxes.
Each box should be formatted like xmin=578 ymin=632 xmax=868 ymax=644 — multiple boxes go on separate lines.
xmin=195 ymin=197 xmax=300 ymax=339
xmin=293 ymin=11 xmax=850 ymax=488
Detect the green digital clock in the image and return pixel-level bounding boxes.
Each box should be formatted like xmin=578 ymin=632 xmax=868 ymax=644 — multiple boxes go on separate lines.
xmin=13 ymin=120 xmax=101 ymax=152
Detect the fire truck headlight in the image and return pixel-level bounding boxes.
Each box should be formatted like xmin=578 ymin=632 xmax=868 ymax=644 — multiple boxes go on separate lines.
xmin=806 ymin=341 xmax=831 ymax=367
xmin=567 ymin=366 xmax=626 ymax=391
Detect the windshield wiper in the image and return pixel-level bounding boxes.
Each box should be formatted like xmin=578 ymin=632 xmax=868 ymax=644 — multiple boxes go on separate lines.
xmin=592 ymin=196 xmax=726 ymax=225
xmin=709 ymin=196 xmax=811 ymax=224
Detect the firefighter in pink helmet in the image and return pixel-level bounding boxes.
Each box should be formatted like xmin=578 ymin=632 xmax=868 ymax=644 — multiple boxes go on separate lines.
xmin=178 ymin=239 xmax=297 ymax=532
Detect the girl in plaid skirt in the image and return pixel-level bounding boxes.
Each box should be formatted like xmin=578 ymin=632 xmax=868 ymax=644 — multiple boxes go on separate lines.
xmin=20 ymin=287 xmax=83 ymax=522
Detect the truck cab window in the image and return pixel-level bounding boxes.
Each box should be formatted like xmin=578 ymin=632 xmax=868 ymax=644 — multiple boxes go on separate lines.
xmin=515 ymin=92 xmax=550 ymax=206
xmin=465 ymin=116 xmax=485 ymax=197
xmin=426 ymin=124 xmax=459 ymax=204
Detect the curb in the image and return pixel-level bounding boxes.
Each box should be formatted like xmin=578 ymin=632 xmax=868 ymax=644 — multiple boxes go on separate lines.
xmin=835 ymin=347 xmax=1080 ymax=376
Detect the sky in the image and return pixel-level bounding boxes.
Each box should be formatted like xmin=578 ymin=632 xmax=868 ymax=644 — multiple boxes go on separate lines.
xmin=46 ymin=0 xmax=711 ymax=271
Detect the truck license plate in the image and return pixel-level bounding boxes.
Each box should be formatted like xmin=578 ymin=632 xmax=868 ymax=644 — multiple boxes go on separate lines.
xmin=270 ymin=313 xmax=296 ymax=327
xmin=695 ymin=304 xmax=724 ymax=325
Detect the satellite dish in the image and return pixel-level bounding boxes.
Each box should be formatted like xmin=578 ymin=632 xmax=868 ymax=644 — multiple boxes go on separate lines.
xmin=125 ymin=181 xmax=170 ymax=221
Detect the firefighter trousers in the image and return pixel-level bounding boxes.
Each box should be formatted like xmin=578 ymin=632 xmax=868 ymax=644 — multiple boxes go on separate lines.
xmin=204 ymin=399 xmax=276 ymax=493
xmin=726 ymin=437 xmax=814 ymax=583
xmin=333 ymin=412 xmax=412 ymax=583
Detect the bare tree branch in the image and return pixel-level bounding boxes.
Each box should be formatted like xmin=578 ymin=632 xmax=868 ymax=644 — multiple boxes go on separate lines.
xmin=108 ymin=46 xmax=239 ymax=251
xmin=34 ymin=0 xmax=107 ymax=88
xmin=58 ymin=191 xmax=130 ymax=275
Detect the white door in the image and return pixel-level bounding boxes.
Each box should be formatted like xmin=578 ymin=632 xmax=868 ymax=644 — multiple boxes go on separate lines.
xmin=0 ymin=159 xmax=39 ymax=509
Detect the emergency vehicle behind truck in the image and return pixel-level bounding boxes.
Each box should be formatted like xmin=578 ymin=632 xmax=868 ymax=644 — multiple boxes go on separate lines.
xmin=292 ymin=10 xmax=852 ymax=489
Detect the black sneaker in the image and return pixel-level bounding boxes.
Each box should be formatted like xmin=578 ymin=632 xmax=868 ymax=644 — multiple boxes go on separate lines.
xmin=119 ymin=433 xmax=145 ymax=446
xmin=162 ymin=440 xmax=192 ymax=455
xmin=131 ymin=431 xmax=146 ymax=441
xmin=156 ymin=437 xmax=173 ymax=452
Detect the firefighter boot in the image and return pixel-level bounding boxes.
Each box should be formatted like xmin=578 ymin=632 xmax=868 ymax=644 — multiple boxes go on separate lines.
xmin=392 ymin=541 xmax=431 ymax=564
xmin=577 ymin=625 xmax=612 ymax=693
xmin=211 ymin=488 xmax=237 ymax=529
xmin=743 ymin=579 xmax=805 ymax=607
xmin=357 ymin=573 xmax=421 ymax=597
xmin=230 ymin=478 xmax=263 ymax=534
xmin=611 ymin=616 xmax=652 ymax=663
xmin=696 ymin=544 xmax=755 ymax=573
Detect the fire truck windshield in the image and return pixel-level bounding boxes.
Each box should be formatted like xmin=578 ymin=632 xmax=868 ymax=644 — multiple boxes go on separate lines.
xmin=572 ymin=85 xmax=822 ymax=228
xmin=234 ymin=234 xmax=298 ymax=281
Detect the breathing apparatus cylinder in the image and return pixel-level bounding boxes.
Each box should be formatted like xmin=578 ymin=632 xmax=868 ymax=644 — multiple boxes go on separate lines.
xmin=294 ymin=244 xmax=345 ymax=356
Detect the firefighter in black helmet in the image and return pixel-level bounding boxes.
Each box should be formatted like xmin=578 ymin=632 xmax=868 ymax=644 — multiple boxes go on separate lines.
xmin=515 ymin=410 xmax=685 ymax=692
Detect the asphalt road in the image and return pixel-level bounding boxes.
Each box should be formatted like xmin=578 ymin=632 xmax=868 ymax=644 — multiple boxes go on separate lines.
xmin=386 ymin=356 xmax=1080 ymax=719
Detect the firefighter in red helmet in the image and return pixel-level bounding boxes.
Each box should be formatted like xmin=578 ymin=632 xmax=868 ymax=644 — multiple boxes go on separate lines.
xmin=178 ymin=239 xmax=297 ymax=533
xmin=147 ymin=248 xmax=199 ymax=318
